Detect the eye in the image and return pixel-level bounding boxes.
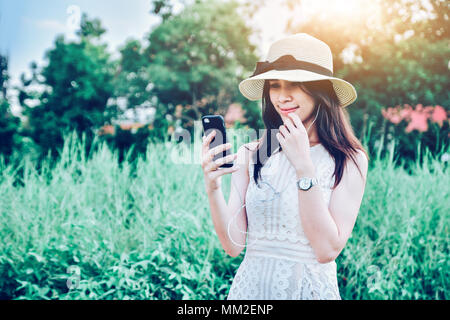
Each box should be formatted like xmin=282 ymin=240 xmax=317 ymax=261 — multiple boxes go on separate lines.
xmin=269 ymin=83 xmax=280 ymax=88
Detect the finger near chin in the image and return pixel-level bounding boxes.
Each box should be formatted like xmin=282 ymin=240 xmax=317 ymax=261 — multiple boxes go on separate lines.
xmin=288 ymin=112 xmax=303 ymax=126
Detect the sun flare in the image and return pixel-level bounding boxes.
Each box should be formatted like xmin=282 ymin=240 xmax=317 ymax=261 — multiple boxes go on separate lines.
xmin=299 ymin=0 xmax=380 ymax=23
xmin=307 ymin=0 xmax=365 ymax=16
xmin=250 ymin=0 xmax=382 ymax=55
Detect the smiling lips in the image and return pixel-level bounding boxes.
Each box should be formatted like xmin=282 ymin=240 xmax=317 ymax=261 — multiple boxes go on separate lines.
xmin=279 ymin=106 xmax=299 ymax=114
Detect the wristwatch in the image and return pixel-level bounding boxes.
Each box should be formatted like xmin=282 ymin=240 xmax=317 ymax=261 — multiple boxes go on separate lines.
xmin=297 ymin=177 xmax=318 ymax=191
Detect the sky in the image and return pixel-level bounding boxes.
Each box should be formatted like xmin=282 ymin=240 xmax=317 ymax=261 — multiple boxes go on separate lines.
xmin=0 ymin=0 xmax=296 ymax=77
xmin=1 ymin=0 xmax=160 ymax=87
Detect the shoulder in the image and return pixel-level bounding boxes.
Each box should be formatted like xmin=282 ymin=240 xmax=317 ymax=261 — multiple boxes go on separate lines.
xmin=330 ymin=149 xmax=368 ymax=210
xmin=355 ymin=149 xmax=369 ymax=173
xmin=346 ymin=149 xmax=369 ymax=182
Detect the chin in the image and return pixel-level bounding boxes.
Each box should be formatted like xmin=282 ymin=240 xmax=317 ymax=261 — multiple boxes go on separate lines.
xmin=279 ymin=110 xmax=302 ymax=120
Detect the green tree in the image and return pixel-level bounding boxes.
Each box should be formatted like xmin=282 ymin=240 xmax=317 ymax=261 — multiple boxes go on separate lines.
xmin=113 ymin=39 xmax=153 ymax=119
xmin=0 ymin=54 xmax=20 ymax=162
xmin=20 ymin=14 xmax=116 ymax=157
xmin=145 ymin=0 xmax=259 ymax=128
xmin=150 ymin=0 xmax=188 ymax=22
xmin=76 ymin=13 xmax=107 ymax=39
xmin=0 ymin=54 xmax=9 ymax=98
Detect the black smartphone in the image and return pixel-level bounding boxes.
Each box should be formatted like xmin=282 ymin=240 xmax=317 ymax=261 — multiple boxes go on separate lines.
xmin=202 ymin=115 xmax=234 ymax=168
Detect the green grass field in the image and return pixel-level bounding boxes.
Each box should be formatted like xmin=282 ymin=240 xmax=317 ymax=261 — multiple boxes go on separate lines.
xmin=0 ymin=134 xmax=448 ymax=300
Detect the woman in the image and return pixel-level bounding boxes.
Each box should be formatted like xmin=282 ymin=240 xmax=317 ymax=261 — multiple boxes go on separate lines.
xmin=201 ymin=33 xmax=369 ymax=299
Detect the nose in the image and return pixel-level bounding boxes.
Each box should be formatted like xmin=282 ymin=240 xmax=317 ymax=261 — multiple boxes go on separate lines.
xmin=278 ymin=86 xmax=293 ymax=102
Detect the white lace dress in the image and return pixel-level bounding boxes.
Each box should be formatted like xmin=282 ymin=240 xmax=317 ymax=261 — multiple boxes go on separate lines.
xmin=227 ymin=144 xmax=341 ymax=300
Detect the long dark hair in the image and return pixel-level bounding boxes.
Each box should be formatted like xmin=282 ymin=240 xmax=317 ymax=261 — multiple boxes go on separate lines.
xmin=246 ymin=79 xmax=369 ymax=189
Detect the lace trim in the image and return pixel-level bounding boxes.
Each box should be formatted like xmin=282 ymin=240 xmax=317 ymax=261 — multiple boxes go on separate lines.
xmin=270 ymin=259 xmax=295 ymax=300
xmin=227 ymin=256 xmax=264 ymax=300
xmin=293 ymin=263 xmax=341 ymax=300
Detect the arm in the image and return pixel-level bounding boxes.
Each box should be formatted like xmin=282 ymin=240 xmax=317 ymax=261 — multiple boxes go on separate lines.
xmin=295 ymin=150 xmax=368 ymax=263
xmin=206 ymin=143 xmax=253 ymax=257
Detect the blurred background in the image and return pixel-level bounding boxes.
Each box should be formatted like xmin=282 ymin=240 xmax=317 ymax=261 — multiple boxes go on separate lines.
xmin=0 ymin=0 xmax=448 ymax=300
xmin=1 ymin=0 xmax=448 ymax=165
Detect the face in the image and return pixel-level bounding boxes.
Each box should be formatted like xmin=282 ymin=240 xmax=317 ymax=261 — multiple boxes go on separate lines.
xmin=268 ymin=79 xmax=316 ymax=122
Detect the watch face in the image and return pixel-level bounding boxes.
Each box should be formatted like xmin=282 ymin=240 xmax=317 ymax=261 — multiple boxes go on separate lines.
xmin=299 ymin=178 xmax=311 ymax=189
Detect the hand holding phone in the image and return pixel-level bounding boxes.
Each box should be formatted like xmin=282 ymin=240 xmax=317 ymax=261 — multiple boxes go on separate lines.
xmin=201 ymin=115 xmax=239 ymax=193
xmin=202 ymin=115 xmax=234 ymax=168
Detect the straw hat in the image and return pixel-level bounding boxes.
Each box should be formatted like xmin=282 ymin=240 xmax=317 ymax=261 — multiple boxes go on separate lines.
xmin=239 ymin=33 xmax=357 ymax=108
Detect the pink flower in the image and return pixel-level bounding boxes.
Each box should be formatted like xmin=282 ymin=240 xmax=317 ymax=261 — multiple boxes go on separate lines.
xmin=390 ymin=113 xmax=402 ymax=124
xmin=382 ymin=104 xmax=447 ymax=133
xmin=382 ymin=106 xmax=402 ymax=124
xmin=405 ymin=110 xmax=428 ymax=133
xmin=400 ymin=104 xmax=413 ymax=121
xmin=431 ymin=105 xmax=447 ymax=127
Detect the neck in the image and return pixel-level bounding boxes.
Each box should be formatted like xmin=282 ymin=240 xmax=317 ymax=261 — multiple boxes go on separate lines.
xmin=304 ymin=114 xmax=320 ymax=145
xmin=307 ymin=125 xmax=320 ymax=145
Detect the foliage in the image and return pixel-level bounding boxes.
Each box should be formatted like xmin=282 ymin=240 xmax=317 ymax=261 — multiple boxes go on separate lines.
xmin=76 ymin=13 xmax=107 ymax=39
xmin=113 ymin=39 xmax=153 ymax=115
xmin=0 ymin=98 xmax=20 ymax=162
xmin=0 ymin=54 xmax=21 ymax=163
xmin=107 ymin=35 xmax=172 ymax=155
xmin=145 ymin=0 xmax=258 ymax=122
xmin=150 ymin=0 xmax=190 ymax=22
xmin=0 ymin=54 xmax=9 ymax=97
xmin=18 ymin=14 xmax=117 ymax=158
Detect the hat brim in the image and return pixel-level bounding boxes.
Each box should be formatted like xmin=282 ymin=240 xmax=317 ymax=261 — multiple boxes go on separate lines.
xmin=239 ymin=69 xmax=357 ymax=108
